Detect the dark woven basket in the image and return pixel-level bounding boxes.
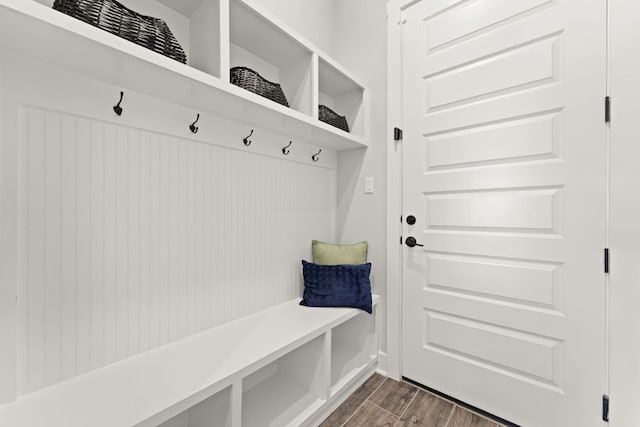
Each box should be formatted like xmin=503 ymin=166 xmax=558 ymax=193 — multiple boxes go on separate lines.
xmin=319 ymin=105 xmax=349 ymax=132
xmin=52 ymin=0 xmax=187 ymax=64
xmin=230 ymin=67 xmax=289 ymax=107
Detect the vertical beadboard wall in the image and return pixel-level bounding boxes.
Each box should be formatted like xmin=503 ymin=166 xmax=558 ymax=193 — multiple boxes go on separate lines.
xmin=1 ymin=57 xmax=337 ymax=397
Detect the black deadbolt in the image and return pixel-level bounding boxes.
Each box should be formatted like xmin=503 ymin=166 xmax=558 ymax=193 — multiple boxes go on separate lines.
xmin=405 ymin=236 xmax=424 ymax=248
xmin=406 ymin=215 xmax=417 ymax=225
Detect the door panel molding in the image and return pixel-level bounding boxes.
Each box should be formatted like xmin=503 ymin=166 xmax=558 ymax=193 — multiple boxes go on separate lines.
xmin=398 ymin=1 xmax=607 ymax=426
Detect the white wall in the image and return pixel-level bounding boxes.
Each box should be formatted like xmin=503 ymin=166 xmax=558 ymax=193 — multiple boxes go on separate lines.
xmin=0 ymin=54 xmax=338 ymax=401
xmin=256 ymin=0 xmax=389 ymax=357
xmin=331 ymin=0 xmax=388 ymax=358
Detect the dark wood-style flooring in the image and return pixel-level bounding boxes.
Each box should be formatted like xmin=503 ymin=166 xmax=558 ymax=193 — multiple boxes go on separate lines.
xmin=320 ymin=374 xmax=507 ymax=427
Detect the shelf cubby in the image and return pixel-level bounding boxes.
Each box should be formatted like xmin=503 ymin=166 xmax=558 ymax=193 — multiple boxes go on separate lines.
xmin=242 ymin=334 xmax=325 ymax=427
xmin=0 ymin=297 xmax=380 ymax=426
xmin=1 ymin=0 xmax=366 ymax=151
xmin=34 ymin=0 xmax=223 ymax=78
xmin=318 ymin=58 xmax=365 ymax=138
xmin=157 ymin=386 xmax=232 ymax=427
xmin=330 ymin=309 xmax=376 ymax=394
xmin=229 ymin=0 xmax=313 ymax=115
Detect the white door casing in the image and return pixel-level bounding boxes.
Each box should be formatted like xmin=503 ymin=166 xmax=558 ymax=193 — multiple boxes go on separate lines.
xmin=401 ymin=1 xmax=607 ymax=426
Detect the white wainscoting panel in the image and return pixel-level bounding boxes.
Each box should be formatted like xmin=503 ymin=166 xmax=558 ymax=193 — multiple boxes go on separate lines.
xmin=17 ymin=104 xmax=335 ymax=396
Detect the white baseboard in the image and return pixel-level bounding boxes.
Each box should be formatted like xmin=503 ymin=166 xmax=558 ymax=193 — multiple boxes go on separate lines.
xmin=376 ymin=351 xmax=388 ymax=377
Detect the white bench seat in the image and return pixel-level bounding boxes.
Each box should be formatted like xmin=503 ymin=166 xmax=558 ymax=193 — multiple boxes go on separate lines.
xmin=0 ymin=295 xmax=380 ymax=427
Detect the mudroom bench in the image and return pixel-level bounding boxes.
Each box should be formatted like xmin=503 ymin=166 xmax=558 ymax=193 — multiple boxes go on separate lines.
xmin=0 ymin=295 xmax=380 ymax=427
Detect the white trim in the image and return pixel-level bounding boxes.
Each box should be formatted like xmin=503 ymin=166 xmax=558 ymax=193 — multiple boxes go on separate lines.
xmin=375 ymin=351 xmax=388 ymax=377
xmin=218 ymin=0 xmax=230 ymax=82
xmin=609 ymin=1 xmax=640 ymax=424
xmin=0 ymin=50 xmax=17 ymax=405
xmin=387 ymin=0 xmax=420 ymax=11
xmin=385 ymin=0 xmax=404 ymax=381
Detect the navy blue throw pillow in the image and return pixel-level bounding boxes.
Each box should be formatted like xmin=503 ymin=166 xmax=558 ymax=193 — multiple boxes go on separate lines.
xmin=300 ymin=260 xmax=372 ymax=314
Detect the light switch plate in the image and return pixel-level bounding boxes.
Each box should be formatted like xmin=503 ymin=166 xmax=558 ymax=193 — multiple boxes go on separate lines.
xmin=365 ymin=176 xmax=374 ymax=194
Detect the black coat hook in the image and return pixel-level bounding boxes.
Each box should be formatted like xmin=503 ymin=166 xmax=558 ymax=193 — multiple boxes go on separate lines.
xmin=189 ymin=113 xmax=200 ymax=134
xmin=282 ymin=140 xmax=293 ymax=155
xmin=243 ymin=129 xmax=253 ymax=146
xmin=312 ymin=149 xmax=322 ymax=162
xmin=113 ymin=91 xmax=124 ymax=116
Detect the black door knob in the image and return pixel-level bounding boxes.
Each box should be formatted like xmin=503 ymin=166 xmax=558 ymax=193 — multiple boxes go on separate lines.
xmin=405 ymin=236 xmax=424 ymax=248
xmin=406 ymin=215 xmax=417 ymax=225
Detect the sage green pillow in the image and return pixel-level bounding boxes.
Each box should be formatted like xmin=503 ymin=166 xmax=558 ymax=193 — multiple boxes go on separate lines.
xmin=312 ymin=240 xmax=368 ymax=265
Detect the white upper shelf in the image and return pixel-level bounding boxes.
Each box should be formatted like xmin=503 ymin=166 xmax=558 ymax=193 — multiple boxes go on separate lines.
xmin=0 ymin=0 xmax=367 ymax=151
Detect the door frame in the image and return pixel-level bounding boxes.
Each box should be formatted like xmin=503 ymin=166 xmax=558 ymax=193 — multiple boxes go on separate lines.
xmin=385 ymin=0 xmax=409 ymax=382
xmin=386 ymin=0 xmax=639 ymax=424
xmin=386 ymin=0 xmax=433 ymax=383
xmin=609 ymin=1 xmax=640 ymax=424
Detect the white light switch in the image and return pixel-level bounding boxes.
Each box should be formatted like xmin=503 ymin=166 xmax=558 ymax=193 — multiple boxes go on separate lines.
xmin=365 ymin=176 xmax=374 ymax=194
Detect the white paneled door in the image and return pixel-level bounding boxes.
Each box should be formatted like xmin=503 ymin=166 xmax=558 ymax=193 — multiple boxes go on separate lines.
xmin=401 ymin=1 xmax=607 ymax=426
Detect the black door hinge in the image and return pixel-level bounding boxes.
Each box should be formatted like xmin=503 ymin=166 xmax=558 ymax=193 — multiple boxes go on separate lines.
xmin=604 ymin=248 xmax=610 ymax=274
xmin=394 ymin=127 xmax=403 ymax=141
xmin=605 ymin=96 xmax=611 ymax=123
xmin=603 ymin=394 xmax=610 ymax=422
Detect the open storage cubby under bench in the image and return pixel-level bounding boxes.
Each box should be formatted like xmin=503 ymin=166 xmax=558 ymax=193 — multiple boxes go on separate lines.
xmin=158 ymin=387 xmax=232 ymax=427
xmin=331 ymin=309 xmax=377 ymax=395
xmin=0 ymin=296 xmax=380 ymax=427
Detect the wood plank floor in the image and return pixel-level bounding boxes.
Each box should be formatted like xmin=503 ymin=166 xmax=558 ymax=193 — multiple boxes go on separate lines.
xmin=320 ymin=374 xmax=507 ymax=427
